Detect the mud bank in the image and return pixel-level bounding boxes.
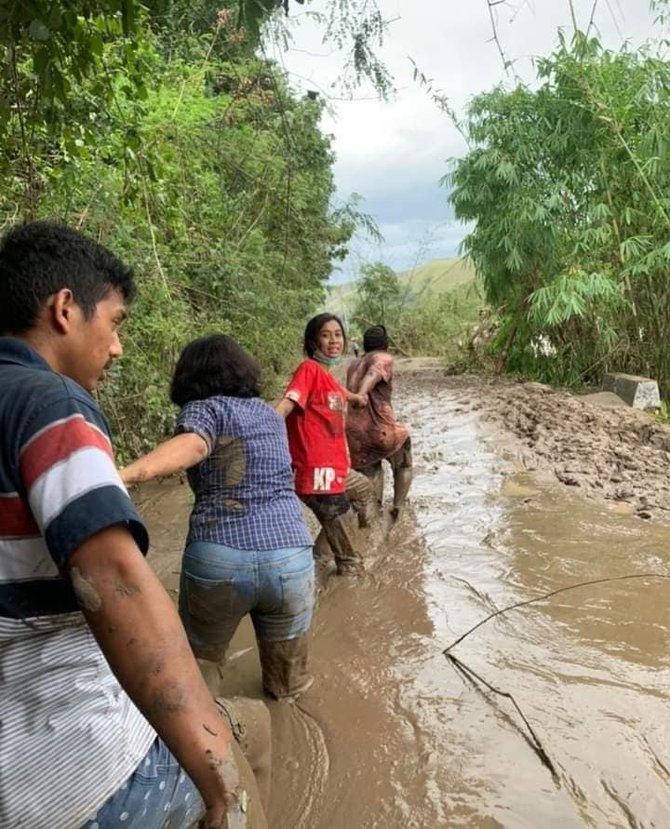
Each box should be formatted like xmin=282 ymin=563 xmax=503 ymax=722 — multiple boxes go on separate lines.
xmin=137 ymin=359 xmax=670 ymax=828
xmin=397 ymin=361 xmax=670 ymax=522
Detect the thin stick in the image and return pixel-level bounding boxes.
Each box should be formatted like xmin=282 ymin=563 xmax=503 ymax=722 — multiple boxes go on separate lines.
xmin=443 ymin=571 xmax=670 ymax=782
xmin=586 ymin=0 xmax=600 ymax=35
xmin=444 ymin=573 xmax=670 ymax=653
xmin=142 ymin=182 xmax=169 ymax=291
xmin=567 ymin=0 xmax=580 ymax=33
xmin=446 ymin=652 xmax=558 ymax=778
xmin=486 ymin=0 xmax=511 ymax=75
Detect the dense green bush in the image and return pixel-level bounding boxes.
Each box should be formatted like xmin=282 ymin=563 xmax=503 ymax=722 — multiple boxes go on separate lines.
xmin=1 ymin=2 xmax=362 ymax=460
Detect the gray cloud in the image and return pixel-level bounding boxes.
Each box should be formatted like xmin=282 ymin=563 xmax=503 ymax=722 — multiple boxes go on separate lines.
xmin=335 ymin=162 xmax=454 ymax=223
xmin=334 ymin=217 xmax=468 ymax=283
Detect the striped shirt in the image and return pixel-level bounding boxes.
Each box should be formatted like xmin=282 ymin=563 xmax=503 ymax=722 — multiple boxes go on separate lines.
xmin=177 ymin=396 xmax=312 ymax=551
xmin=0 ymin=338 xmax=155 ymax=828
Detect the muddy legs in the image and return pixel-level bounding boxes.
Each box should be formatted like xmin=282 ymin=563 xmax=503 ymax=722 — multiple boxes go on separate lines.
xmin=355 ymin=438 xmax=413 ymax=522
xmin=322 ymin=509 xmax=364 ymax=575
xmin=312 ymin=528 xmax=331 ymax=561
xmin=302 ymin=493 xmax=365 ymax=575
xmin=311 ymin=507 xmax=363 ymax=575
xmin=388 ymin=437 xmax=413 ymax=520
xmin=391 ymin=466 xmax=412 ymax=519
xmin=357 ymin=462 xmax=384 ymax=510
xmin=346 ymin=468 xmax=376 ymax=528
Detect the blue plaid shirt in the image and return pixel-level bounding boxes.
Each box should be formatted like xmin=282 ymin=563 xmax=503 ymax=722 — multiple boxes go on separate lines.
xmin=176 ymin=396 xmax=312 ymax=551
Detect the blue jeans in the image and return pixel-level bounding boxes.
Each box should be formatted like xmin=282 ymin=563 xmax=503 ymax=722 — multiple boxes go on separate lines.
xmin=82 ymin=737 xmax=202 ymax=829
xmin=179 ymin=543 xmax=314 ymax=661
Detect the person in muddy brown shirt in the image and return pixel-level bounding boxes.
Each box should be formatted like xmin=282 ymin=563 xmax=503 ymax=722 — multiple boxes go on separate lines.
xmin=346 ymin=325 xmax=412 ymax=519
xmin=121 ymin=333 xmax=315 ymax=703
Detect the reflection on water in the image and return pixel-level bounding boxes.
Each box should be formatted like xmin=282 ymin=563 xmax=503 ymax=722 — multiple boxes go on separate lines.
xmin=405 ymin=369 xmax=670 ymax=828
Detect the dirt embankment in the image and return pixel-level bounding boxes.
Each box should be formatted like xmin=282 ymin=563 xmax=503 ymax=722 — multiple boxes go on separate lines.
xmin=396 ymin=360 xmax=670 ymax=521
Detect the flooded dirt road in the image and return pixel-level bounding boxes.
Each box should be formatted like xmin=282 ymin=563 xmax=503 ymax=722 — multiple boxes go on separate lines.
xmin=139 ymin=360 xmax=670 ymax=828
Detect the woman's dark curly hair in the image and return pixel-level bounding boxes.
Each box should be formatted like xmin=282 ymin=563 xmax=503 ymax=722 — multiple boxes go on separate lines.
xmin=303 ymin=312 xmax=347 ymax=358
xmin=170 ymin=334 xmax=261 ymax=407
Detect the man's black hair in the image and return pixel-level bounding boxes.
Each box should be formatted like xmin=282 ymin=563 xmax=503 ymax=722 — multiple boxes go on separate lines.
xmin=0 ymin=221 xmax=135 ymax=334
xmin=170 ymin=334 xmax=262 ymax=407
xmin=303 ymin=312 xmax=347 ymax=358
xmin=363 ymin=324 xmax=388 ymax=352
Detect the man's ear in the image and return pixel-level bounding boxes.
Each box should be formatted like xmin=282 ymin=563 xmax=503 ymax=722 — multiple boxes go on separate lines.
xmin=48 ymin=288 xmax=76 ymax=334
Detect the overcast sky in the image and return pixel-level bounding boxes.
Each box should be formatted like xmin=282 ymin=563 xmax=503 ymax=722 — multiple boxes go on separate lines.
xmin=266 ymin=0 xmax=661 ymax=283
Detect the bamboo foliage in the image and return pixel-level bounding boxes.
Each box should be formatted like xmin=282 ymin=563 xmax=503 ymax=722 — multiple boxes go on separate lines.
xmin=447 ymin=31 xmax=670 ymax=393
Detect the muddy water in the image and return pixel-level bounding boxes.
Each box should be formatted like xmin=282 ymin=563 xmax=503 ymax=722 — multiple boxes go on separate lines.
xmin=138 ymin=363 xmax=670 ymax=828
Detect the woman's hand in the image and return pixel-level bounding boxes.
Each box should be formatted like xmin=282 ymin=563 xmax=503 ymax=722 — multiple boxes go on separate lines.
xmin=118 ymin=433 xmax=209 ymax=485
xmin=348 ymin=392 xmax=368 ymax=409
xmin=119 ymin=467 xmax=133 ymax=486
xmin=275 ymin=397 xmax=296 ymax=418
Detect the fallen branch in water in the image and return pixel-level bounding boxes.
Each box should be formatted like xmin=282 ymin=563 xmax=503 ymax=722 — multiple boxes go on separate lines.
xmin=445 ymin=651 xmax=558 ymax=778
xmin=444 ymin=572 xmax=670 ymax=653
xmin=443 ymin=572 xmax=670 ymax=781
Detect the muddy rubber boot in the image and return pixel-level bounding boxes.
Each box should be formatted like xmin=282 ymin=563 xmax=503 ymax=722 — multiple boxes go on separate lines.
xmin=323 ymin=508 xmax=365 ymax=575
xmin=258 ymin=635 xmax=314 ymax=701
xmin=390 ymin=466 xmax=412 ymax=521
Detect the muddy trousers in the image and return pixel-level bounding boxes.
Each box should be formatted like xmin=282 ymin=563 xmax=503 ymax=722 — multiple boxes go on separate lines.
xmin=301 ymin=490 xmax=365 ymax=575
xmin=180 ymin=543 xmax=315 ymax=703
xmin=197 ymin=637 xmax=312 ymax=702
xmin=358 ymin=437 xmax=413 ymax=517
xmin=345 ymin=468 xmax=376 ymax=527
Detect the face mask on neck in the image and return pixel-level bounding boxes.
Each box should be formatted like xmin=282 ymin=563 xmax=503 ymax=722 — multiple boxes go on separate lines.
xmin=312 ymin=349 xmax=342 ymax=368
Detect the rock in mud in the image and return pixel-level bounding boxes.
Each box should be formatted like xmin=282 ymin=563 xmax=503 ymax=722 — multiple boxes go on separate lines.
xmin=603 ymin=372 xmax=661 ymax=410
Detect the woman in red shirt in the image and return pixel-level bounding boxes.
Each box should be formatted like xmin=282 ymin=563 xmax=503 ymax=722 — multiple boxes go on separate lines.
xmin=276 ymin=314 xmax=369 ymax=576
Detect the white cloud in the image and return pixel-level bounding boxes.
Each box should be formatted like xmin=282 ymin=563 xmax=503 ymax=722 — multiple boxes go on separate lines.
xmin=266 ymin=0 xmax=663 ymax=283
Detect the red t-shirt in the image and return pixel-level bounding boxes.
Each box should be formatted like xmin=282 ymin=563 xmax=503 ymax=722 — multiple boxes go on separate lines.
xmin=284 ymin=359 xmax=350 ymax=495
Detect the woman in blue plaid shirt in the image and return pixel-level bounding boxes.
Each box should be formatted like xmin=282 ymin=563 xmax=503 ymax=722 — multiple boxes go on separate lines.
xmin=121 ymin=334 xmax=315 ymax=701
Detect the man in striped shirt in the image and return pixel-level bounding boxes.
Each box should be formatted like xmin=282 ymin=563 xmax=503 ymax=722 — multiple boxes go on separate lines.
xmin=0 ymin=222 xmax=260 ymax=828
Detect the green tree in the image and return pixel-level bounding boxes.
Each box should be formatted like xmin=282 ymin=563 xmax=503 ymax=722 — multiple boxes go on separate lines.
xmin=446 ymin=31 xmax=670 ymax=392
xmin=0 ymin=0 xmax=366 ymax=457
xmin=353 ymin=262 xmax=403 ymax=330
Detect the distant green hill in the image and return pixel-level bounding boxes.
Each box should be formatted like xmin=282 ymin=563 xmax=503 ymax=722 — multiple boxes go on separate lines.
xmin=325 ymin=257 xmax=476 ymax=319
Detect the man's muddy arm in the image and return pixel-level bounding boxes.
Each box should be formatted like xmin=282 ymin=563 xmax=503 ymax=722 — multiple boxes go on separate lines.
xmin=68 ymin=525 xmax=238 ymax=829
xmin=120 ymin=433 xmax=209 ymax=485
xmin=354 ymin=368 xmax=381 ymax=399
